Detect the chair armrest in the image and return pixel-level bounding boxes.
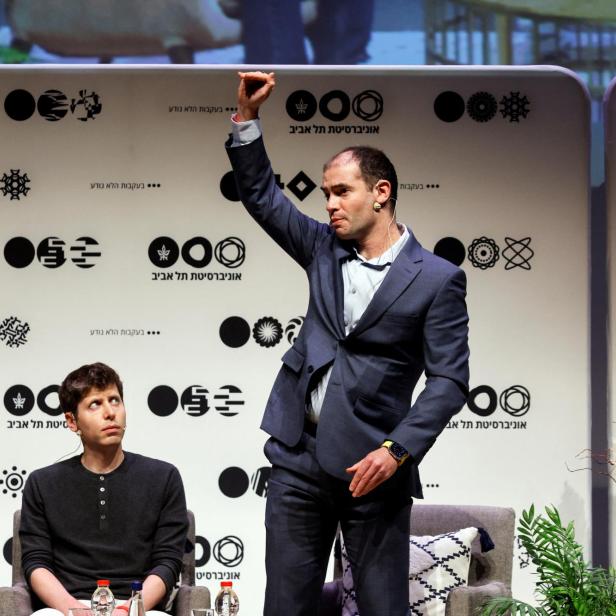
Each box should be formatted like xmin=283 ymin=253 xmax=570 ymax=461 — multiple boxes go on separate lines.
xmin=172 ymin=584 xmax=211 ymax=616
xmin=0 ymin=583 xmax=33 ymax=616
xmin=445 ymin=581 xmax=510 ymax=616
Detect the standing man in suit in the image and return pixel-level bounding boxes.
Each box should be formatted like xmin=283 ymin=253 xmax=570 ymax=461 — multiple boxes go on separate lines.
xmin=226 ymin=71 xmax=469 ymax=616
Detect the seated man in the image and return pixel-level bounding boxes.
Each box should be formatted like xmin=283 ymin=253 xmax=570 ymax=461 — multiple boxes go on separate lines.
xmin=20 ymin=362 xmax=188 ymax=616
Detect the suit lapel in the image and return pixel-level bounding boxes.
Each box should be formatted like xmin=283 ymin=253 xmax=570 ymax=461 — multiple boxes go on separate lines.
xmin=348 ymin=230 xmax=423 ymax=337
xmin=326 ymin=239 xmax=355 ymax=337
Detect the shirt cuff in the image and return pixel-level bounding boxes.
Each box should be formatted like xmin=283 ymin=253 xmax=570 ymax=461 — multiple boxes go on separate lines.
xmin=229 ymin=116 xmax=262 ymax=147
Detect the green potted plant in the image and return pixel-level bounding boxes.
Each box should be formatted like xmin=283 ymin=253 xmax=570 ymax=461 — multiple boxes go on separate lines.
xmin=480 ymin=505 xmax=616 ymax=615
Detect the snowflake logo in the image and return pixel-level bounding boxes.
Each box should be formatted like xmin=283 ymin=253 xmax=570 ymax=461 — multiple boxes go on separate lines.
xmin=12 ymin=392 xmax=26 ymax=409
xmin=1 ymin=466 xmax=27 ymax=498
xmin=0 ymin=316 xmax=30 ymax=348
xmin=70 ymin=90 xmax=102 ymax=121
xmin=499 ymin=92 xmax=530 ymax=123
xmin=157 ymin=244 xmax=171 ymax=261
xmin=1 ymin=169 xmax=30 ymax=200
xmin=252 ymin=317 xmax=283 ymax=348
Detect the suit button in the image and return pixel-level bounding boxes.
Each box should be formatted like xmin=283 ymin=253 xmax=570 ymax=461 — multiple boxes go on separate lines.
xmin=307 ymin=365 xmax=314 ymax=373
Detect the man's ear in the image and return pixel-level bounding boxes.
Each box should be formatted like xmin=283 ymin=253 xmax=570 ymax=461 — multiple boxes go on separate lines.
xmin=65 ymin=411 xmax=78 ymax=432
xmin=374 ymin=179 xmax=392 ymax=206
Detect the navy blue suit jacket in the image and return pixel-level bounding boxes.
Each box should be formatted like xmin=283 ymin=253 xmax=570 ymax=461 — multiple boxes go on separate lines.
xmin=227 ymin=137 xmax=470 ymax=499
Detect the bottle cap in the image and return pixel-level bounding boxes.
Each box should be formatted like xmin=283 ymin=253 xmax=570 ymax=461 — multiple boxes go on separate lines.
xmin=97 ymin=580 xmax=110 ymax=586
xmin=220 ymin=581 xmax=233 ymax=587
xmin=131 ymin=581 xmax=143 ymax=591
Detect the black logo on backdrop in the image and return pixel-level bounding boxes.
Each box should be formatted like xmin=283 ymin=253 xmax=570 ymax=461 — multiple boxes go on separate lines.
xmin=4 ymin=236 xmax=100 ymax=268
xmin=149 ymin=385 xmax=244 ymax=417
xmin=0 ymin=316 xmax=30 ymax=348
xmin=287 ymin=171 xmax=317 ymax=201
xmin=286 ymin=89 xmax=383 ymax=122
xmin=467 ymin=237 xmax=500 ymax=270
xmin=213 ymin=536 xmax=244 ymax=567
xmin=219 ymin=466 xmax=270 ymax=498
xmin=434 ymin=90 xmax=530 ymax=123
xmin=148 ymin=236 xmax=245 ymax=269
xmin=219 ymin=171 xmax=240 ymax=202
xmin=252 ymin=317 xmax=283 ymax=348
xmin=195 ymin=535 xmax=244 ymax=567
xmin=4 ymin=89 xmax=102 ymax=122
xmin=500 ymin=92 xmax=530 ymax=123
xmin=466 ymin=385 xmax=530 ymax=417
xmin=148 ymin=385 xmax=179 ymax=417
xmin=433 ymin=91 xmax=465 ymax=123
xmin=1 ymin=466 xmax=27 ymax=498
xmin=2 ymin=385 xmax=61 ymax=415
xmin=37 ymin=90 xmax=69 ymax=121
xmin=285 ymin=317 xmax=304 ymax=344
xmin=219 ymin=316 xmax=251 ymax=348
xmin=214 ymin=385 xmax=244 ymax=417
xmin=220 ymin=316 xmax=303 ymax=348
xmin=434 ymin=236 xmax=534 ymax=271
xmin=181 ymin=386 xmax=209 ymax=417
xmin=3 ymin=538 xmax=11 ymax=565
xmin=4 ymin=385 xmax=35 ymax=416
xmin=1 ymin=169 xmax=30 ymax=200
xmin=466 ymin=92 xmax=497 ymax=123
xmin=4 ymin=89 xmax=36 ymax=121
xmin=194 ymin=535 xmax=245 ymax=568
xmin=433 ymin=237 xmax=465 ymax=267
xmin=502 ymin=237 xmax=534 ymax=270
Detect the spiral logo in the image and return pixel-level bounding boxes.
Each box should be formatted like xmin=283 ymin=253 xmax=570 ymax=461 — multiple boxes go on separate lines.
xmin=352 ymin=90 xmax=384 ymax=122
xmin=499 ymin=385 xmax=530 ymax=417
xmin=213 ymin=536 xmax=244 ymax=567
xmin=215 ymin=237 xmax=245 ymax=269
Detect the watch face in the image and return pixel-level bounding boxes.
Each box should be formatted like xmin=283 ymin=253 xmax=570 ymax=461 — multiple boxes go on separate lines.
xmin=389 ymin=442 xmax=407 ymax=460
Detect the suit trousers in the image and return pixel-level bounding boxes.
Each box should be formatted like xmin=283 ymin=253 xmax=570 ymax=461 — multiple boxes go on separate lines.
xmin=263 ymin=432 xmax=411 ymax=616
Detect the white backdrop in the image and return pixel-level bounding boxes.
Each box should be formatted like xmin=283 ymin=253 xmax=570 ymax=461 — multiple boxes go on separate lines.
xmin=0 ymin=65 xmax=590 ymax=609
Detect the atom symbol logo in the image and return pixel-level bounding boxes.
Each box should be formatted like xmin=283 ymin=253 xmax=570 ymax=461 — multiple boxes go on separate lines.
xmin=213 ymin=535 xmax=244 ymax=567
xmin=215 ymin=237 xmax=245 ymax=269
xmin=1 ymin=169 xmax=30 ymax=200
xmin=467 ymin=237 xmax=500 ymax=269
xmin=466 ymin=92 xmax=497 ymax=122
xmin=285 ymin=316 xmax=305 ymax=344
xmin=1 ymin=466 xmax=27 ymax=498
xmin=352 ymin=90 xmax=384 ymax=122
xmin=499 ymin=385 xmax=530 ymax=417
xmin=503 ymin=237 xmax=534 ymax=271
xmin=253 ymin=317 xmax=283 ymax=348
xmin=499 ymin=92 xmax=530 ymax=123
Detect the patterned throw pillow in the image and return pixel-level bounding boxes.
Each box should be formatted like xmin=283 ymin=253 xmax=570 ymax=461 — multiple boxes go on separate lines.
xmin=341 ymin=527 xmax=478 ymax=616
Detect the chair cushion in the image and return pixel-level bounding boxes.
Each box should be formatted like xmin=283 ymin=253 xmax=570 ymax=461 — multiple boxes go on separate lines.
xmin=340 ymin=527 xmax=478 ymax=616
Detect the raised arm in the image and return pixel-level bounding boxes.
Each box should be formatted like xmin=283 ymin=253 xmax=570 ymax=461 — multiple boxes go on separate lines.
xmin=236 ymin=70 xmax=276 ymax=121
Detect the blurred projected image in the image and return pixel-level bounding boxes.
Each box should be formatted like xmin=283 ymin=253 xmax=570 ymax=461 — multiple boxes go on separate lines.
xmin=0 ymin=0 xmax=613 ymax=101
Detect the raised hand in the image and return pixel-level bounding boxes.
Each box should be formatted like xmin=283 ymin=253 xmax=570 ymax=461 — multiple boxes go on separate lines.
xmin=236 ymin=71 xmax=276 ymax=121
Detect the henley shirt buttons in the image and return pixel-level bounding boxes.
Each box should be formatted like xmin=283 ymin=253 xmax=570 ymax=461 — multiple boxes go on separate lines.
xmin=100 ymin=476 xmax=104 ymax=481
xmin=100 ymin=487 xmax=105 ymax=492
xmin=101 ymin=515 xmax=106 ymax=520
xmin=100 ymin=500 xmax=106 ymax=505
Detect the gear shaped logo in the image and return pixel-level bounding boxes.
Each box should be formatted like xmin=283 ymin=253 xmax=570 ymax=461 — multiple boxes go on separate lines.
xmin=1 ymin=169 xmax=30 ymax=200
xmin=499 ymin=92 xmax=530 ymax=123
xmin=466 ymin=92 xmax=497 ymax=122
xmin=467 ymin=237 xmax=500 ymax=269
xmin=252 ymin=317 xmax=283 ymax=348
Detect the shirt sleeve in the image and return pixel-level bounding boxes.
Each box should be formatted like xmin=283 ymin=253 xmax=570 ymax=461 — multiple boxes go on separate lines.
xmin=147 ymin=466 xmax=188 ymax=593
xmin=229 ymin=115 xmax=262 ymax=147
xmin=20 ymin=472 xmax=56 ymax=582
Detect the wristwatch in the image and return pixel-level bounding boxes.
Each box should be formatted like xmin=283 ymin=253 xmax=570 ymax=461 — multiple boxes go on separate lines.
xmin=381 ymin=440 xmax=409 ymax=466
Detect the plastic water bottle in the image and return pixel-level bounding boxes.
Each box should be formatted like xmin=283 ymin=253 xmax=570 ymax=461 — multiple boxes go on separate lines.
xmin=91 ymin=580 xmax=115 ymax=616
xmin=128 ymin=581 xmax=145 ymax=616
xmin=214 ymin=581 xmax=239 ymax=615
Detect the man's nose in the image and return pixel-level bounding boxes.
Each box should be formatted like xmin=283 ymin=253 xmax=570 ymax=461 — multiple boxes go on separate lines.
xmin=326 ymin=196 xmax=338 ymax=213
xmin=103 ymin=402 xmax=116 ymax=417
